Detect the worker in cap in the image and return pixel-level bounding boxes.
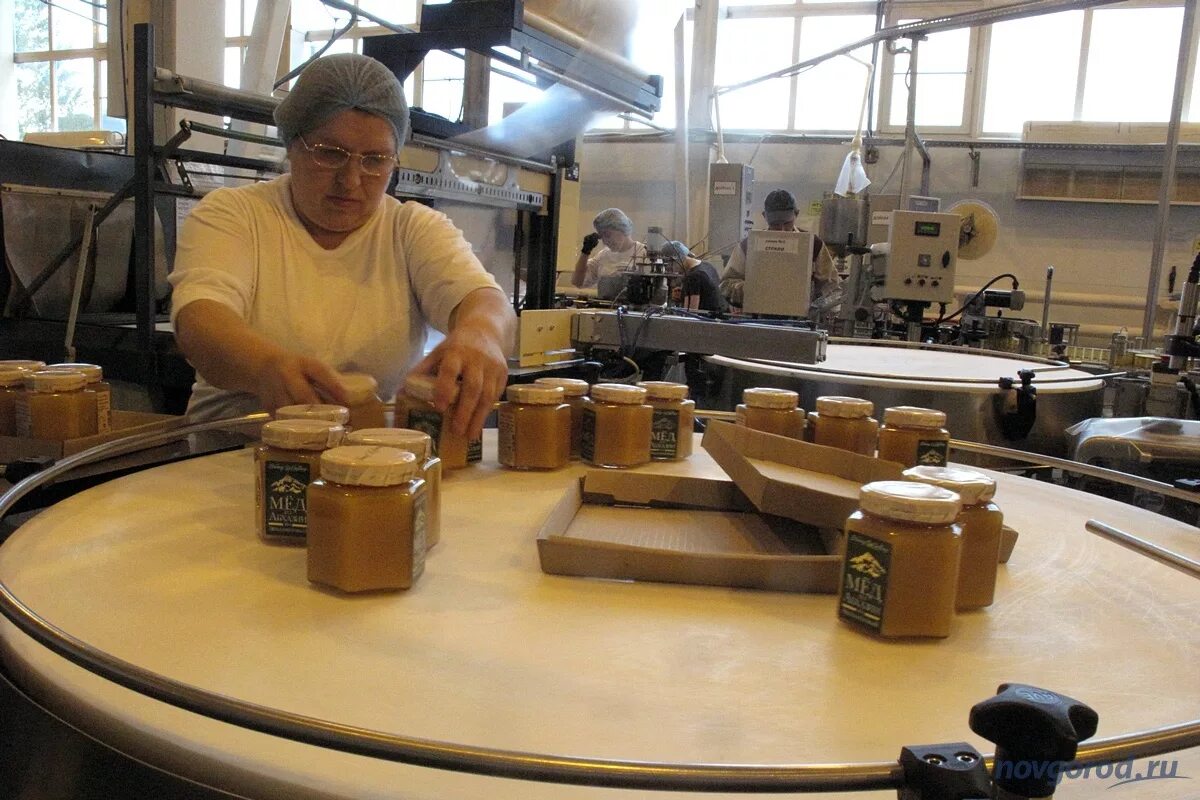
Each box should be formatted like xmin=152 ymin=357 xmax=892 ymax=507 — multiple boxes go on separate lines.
xmin=660 ymin=241 xmax=727 ymax=314
xmin=570 ymin=207 xmax=648 ymax=289
xmin=170 ymin=53 xmax=514 ymax=436
xmin=719 ymin=188 xmax=841 ymax=318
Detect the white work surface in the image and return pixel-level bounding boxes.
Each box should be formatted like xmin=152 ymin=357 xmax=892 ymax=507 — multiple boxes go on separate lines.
xmin=728 ymin=344 xmax=1104 ymax=394
xmin=0 ymin=435 xmax=1197 ymax=800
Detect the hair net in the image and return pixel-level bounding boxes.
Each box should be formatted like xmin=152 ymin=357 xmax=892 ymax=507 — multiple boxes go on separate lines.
xmin=763 ymin=189 xmax=799 ymax=225
xmin=592 ymin=208 xmax=634 ymax=235
xmin=660 ymin=240 xmax=690 ymax=263
xmin=274 ymin=54 xmax=410 ymax=147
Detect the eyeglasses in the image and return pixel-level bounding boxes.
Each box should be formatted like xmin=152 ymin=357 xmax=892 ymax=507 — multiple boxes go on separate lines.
xmin=297 ymin=136 xmax=398 ymax=177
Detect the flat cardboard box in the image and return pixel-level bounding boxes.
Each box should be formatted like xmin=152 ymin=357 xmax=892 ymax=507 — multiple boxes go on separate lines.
xmin=701 ymin=421 xmax=903 ymax=530
xmin=0 ymin=410 xmax=184 ymax=461
xmin=537 ymin=470 xmax=843 ymax=593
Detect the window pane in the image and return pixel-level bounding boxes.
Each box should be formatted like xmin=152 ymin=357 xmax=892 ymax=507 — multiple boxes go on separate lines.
xmin=358 ymin=0 xmax=418 ymax=26
xmin=304 ymin=37 xmax=354 ymax=60
xmin=715 ymin=17 xmax=794 ymax=129
xmin=244 ymin=0 xmax=258 ymax=36
xmin=291 ymin=0 xmax=338 ymax=33
xmin=723 ymin=0 xmax=794 ymax=5
xmin=983 ymin=12 xmax=1081 ymax=134
xmin=488 ymin=72 xmax=544 ymax=125
xmin=888 ymin=25 xmax=969 ymax=127
xmin=421 ymin=49 xmax=465 ymax=122
xmin=51 ymin=0 xmax=96 ymax=50
xmin=627 ymin=4 xmax=689 ymax=129
xmin=16 ymin=62 xmax=51 ymax=137
xmin=98 ymin=59 xmax=126 ymax=133
xmin=1083 ymin=7 xmax=1183 ymax=123
xmin=226 ymin=0 xmax=241 ymax=38
xmin=794 ymin=15 xmax=877 ymax=131
xmin=56 ymin=58 xmax=95 ymax=130
xmin=225 ymin=46 xmax=242 ymax=89
xmin=14 ymin=0 xmax=50 ymax=52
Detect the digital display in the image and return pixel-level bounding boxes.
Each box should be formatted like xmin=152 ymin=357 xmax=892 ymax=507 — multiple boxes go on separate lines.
xmin=914 ymin=221 xmax=941 ymax=237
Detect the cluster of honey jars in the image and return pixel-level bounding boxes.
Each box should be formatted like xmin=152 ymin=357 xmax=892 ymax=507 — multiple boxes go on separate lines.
xmin=0 ymin=359 xmax=112 ymax=440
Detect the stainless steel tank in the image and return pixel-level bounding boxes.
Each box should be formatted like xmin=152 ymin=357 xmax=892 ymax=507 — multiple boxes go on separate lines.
xmin=818 ymin=194 xmax=870 ymax=256
xmin=710 ymin=341 xmax=1105 ymax=456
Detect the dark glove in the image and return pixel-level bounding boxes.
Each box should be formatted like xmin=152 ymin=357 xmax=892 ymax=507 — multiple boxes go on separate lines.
xmin=582 ymin=233 xmax=600 ymax=255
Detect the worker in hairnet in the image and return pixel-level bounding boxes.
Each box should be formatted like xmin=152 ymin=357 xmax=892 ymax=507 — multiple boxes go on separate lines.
xmin=719 ymin=188 xmax=841 ymax=317
xmin=660 ymin=240 xmax=727 ymax=314
xmin=570 ymin=207 xmax=647 ymax=288
xmin=169 ymin=53 xmax=514 ymax=436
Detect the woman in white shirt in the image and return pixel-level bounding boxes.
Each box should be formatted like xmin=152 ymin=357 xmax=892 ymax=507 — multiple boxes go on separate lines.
xmin=570 ymin=207 xmax=647 ymax=289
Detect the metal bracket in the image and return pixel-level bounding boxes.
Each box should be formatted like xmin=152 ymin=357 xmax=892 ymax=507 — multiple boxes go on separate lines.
xmin=395 ymin=149 xmax=545 ymax=212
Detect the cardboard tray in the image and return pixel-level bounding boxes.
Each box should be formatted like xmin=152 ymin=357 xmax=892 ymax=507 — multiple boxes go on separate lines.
xmin=536 ymin=470 xmax=843 ymax=594
xmin=0 ymin=410 xmax=185 ymax=461
xmin=701 ymin=421 xmax=904 ymax=530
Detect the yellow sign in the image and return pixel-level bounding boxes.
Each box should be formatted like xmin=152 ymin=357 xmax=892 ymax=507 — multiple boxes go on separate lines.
xmin=808 ymin=201 xmax=823 ymax=216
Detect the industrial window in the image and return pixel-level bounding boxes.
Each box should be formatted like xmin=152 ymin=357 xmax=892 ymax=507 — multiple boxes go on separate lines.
xmin=981 ymin=11 xmax=1084 ymax=135
xmin=11 ymin=0 xmax=121 ymax=138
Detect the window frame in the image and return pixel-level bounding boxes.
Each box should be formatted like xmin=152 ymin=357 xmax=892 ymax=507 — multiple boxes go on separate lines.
xmin=12 ymin=0 xmax=111 ymax=133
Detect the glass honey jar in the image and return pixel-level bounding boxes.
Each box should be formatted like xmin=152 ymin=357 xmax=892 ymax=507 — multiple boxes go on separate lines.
xmin=735 ymin=387 xmax=805 ymax=439
xmin=533 ymin=377 xmax=590 ymax=459
xmin=809 ymin=396 xmax=878 ymax=456
xmin=346 ymin=427 xmax=442 ymax=549
xmin=395 ymin=374 xmax=482 ymax=470
xmin=579 ymin=383 xmax=653 ymax=469
xmin=275 ymin=403 xmax=351 ymax=426
xmin=838 ymin=480 xmax=963 ymax=638
xmin=336 ymin=371 xmax=387 ymax=430
xmin=16 ymin=369 xmax=97 ymax=440
xmin=498 ymin=384 xmax=571 ymax=470
xmin=254 ymin=419 xmax=344 ymax=545
xmin=306 ymin=446 xmax=428 ymax=593
xmin=47 ymin=362 xmax=111 ymax=434
xmin=877 ymin=406 xmax=951 ymax=468
xmin=0 ymin=367 xmax=29 ymax=436
xmin=903 ymin=466 xmax=1003 ymax=610
xmin=637 ymin=381 xmax=695 ymax=461
xmin=0 ymin=360 xmax=46 ymax=372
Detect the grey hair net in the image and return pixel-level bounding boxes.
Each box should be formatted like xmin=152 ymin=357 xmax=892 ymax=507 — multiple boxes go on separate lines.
xmin=660 ymin=240 xmax=690 ymax=263
xmin=592 ymin=208 xmax=634 ymax=236
xmin=274 ymin=53 xmax=410 ymax=147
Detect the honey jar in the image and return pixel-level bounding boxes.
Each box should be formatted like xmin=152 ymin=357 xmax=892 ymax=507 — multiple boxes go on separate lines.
xmin=395 ymin=374 xmax=482 ymax=469
xmin=877 ymin=406 xmax=951 ymax=468
xmin=637 ymin=381 xmax=695 ymax=461
xmin=498 ymin=384 xmax=571 ymax=470
xmin=533 ymin=377 xmax=590 ymax=458
xmin=903 ymin=466 xmax=1003 ymax=610
xmin=336 ymin=371 xmax=387 ymax=430
xmin=0 ymin=367 xmax=30 ymax=436
xmin=579 ymin=383 xmax=653 ymax=469
xmin=307 ymin=446 xmax=428 ymax=593
xmin=16 ymin=370 xmax=97 ymax=440
xmin=47 ymin=362 xmax=111 ymax=433
xmin=839 ymin=480 xmax=963 ymax=638
xmin=275 ymin=403 xmax=351 ymax=426
xmin=254 ymin=419 xmax=344 ymax=544
xmin=735 ymin=387 xmax=805 ymax=439
xmin=0 ymin=360 xmax=46 ymax=371
xmin=346 ymin=427 xmax=442 ymax=549
xmin=809 ymin=396 xmax=878 ymax=456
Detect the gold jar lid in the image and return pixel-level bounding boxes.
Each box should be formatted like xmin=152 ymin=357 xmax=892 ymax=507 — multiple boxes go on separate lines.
xmin=507 ymin=384 xmax=565 ymax=405
xmin=320 ymin=445 xmax=418 ymax=486
xmin=403 ymin=373 xmax=457 ymax=404
xmin=742 ymin=387 xmax=799 ymax=410
xmin=902 ymin=465 xmax=996 ymax=504
xmin=0 ymin=367 xmax=29 ymax=387
xmin=534 ymin=377 xmax=589 ymax=397
xmin=859 ymin=480 xmax=962 ymax=524
xmin=815 ymin=395 xmax=873 ymax=419
xmin=590 ymin=383 xmax=648 ymax=405
xmin=47 ymin=362 xmax=103 ymax=383
xmin=275 ymin=403 xmax=351 ymax=425
xmin=883 ymin=405 xmax=947 ymax=429
xmin=336 ymin=371 xmax=380 ymax=403
xmin=261 ymin=419 xmax=344 ymax=450
xmin=0 ymin=360 xmax=46 ymax=371
xmin=346 ymin=427 xmax=432 ymax=459
xmin=637 ymin=381 xmax=689 ymax=401
xmin=26 ymin=369 xmax=87 ymax=393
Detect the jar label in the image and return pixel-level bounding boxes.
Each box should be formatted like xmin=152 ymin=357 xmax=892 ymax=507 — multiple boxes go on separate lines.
xmin=263 ymin=460 xmax=311 ymax=539
xmin=839 ymin=531 xmax=891 ymax=632
xmin=916 ymin=438 xmax=949 ymax=467
xmin=650 ymin=408 xmax=679 ymax=460
xmin=14 ymin=393 xmax=31 ymax=437
xmin=467 ymin=437 xmax=482 ymax=463
xmin=94 ymin=389 xmax=111 ymax=433
xmin=407 ymin=408 xmax=444 ymax=455
xmin=412 ymin=490 xmax=427 ymax=582
xmin=498 ymin=406 xmax=515 ymax=465
xmin=579 ymin=407 xmax=597 ymax=462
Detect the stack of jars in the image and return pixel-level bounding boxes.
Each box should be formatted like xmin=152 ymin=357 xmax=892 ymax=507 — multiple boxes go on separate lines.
xmin=1 ymin=360 xmax=112 ymax=441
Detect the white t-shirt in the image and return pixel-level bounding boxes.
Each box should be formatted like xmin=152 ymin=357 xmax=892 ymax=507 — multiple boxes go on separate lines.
xmin=581 ymin=241 xmax=646 ymax=287
xmin=169 ymin=175 xmax=501 ymax=420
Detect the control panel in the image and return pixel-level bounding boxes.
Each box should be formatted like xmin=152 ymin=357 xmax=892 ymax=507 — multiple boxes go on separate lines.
xmin=883 ymin=209 xmax=960 ymax=303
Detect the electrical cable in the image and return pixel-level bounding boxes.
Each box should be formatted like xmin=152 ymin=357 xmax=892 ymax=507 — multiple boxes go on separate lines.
xmin=937 ymin=273 xmax=1020 ymax=323
xmin=274 ymin=11 xmax=358 ymax=90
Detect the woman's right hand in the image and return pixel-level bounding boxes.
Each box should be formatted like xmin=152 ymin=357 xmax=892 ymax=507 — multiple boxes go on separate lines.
xmin=257 ymin=352 xmax=349 ymax=413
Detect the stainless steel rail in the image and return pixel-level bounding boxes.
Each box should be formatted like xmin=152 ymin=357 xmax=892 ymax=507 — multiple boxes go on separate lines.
xmin=0 ymin=418 xmax=1197 ymax=792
